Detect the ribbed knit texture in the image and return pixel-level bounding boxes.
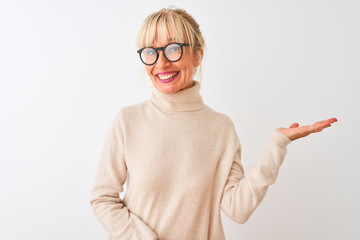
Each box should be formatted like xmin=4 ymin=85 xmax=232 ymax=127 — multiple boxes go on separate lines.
xmin=90 ymin=81 xmax=291 ymax=240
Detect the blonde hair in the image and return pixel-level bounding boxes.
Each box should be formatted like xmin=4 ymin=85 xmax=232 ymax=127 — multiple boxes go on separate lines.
xmin=136 ymin=7 xmax=205 ymax=81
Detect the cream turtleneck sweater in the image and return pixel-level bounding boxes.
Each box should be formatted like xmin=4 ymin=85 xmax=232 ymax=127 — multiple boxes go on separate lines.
xmin=90 ymin=81 xmax=291 ymax=240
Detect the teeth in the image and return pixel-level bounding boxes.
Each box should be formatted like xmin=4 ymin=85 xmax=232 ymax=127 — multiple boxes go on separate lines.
xmin=158 ymin=72 xmax=178 ymax=80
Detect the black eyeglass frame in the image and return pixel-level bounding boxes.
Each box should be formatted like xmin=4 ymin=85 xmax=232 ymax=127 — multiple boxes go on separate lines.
xmin=137 ymin=42 xmax=190 ymax=66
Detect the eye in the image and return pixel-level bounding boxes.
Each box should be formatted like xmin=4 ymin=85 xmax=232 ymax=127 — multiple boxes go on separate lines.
xmin=144 ymin=48 xmax=156 ymax=56
xmin=169 ymin=45 xmax=180 ymax=52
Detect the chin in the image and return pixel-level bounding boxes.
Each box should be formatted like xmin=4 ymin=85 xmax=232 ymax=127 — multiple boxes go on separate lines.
xmin=151 ymin=80 xmax=177 ymax=94
xmin=161 ymin=86 xmax=179 ymax=94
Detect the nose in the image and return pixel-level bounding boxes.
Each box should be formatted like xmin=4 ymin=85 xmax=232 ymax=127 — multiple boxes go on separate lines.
xmin=156 ymin=50 xmax=170 ymax=68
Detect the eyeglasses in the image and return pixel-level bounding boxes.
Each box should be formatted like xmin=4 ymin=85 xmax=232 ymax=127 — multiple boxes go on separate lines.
xmin=137 ymin=42 xmax=190 ymax=66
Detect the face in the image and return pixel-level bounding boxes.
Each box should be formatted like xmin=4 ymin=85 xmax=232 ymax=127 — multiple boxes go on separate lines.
xmin=144 ymin=38 xmax=202 ymax=94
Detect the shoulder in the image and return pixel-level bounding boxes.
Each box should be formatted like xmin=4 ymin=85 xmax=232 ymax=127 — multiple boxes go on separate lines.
xmin=108 ymin=101 xmax=148 ymax=127
xmin=116 ymin=100 xmax=148 ymax=117
xmin=203 ymin=105 xmax=241 ymax=149
xmin=204 ymin=105 xmax=236 ymax=129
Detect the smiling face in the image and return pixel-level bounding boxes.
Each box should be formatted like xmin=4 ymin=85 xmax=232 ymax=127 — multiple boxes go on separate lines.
xmin=144 ymin=38 xmax=202 ymax=94
xmin=137 ymin=9 xmax=205 ymax=93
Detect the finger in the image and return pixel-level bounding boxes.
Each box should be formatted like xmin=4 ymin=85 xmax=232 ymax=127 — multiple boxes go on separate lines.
xmin=315 ymin=118 xmax=338 ymax=125
xmin=310 ymin=120 xmax=331 ymax=131
xmin=315 ymin=119 xmax=331 ymax=125
xmin=327 ymin=118 xmax=338 ymax=124
xmin=289 ymin=123 xmax=299 ymax=128
xmin=312 ymin=120 xmax=333 ymax=132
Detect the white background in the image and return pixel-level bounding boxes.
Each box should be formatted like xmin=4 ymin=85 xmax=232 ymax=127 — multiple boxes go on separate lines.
xmin=1 ymin=0 xmax=359 ymax=239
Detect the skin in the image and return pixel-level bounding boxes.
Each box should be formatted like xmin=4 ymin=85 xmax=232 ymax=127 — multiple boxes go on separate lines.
xmin=144 ymin=38 xmax=203 ymax=94
xmin=276 ymin=118 xmax=338 ymax=141
xmin=143 ymin=36 xmax=338 ymax=140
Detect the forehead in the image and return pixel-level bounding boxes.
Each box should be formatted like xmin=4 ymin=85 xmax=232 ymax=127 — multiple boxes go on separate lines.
xmin=143 ymin=22 xmax=185 ymax=48
xmin=150 ymin=36 xmax=175 ymax=47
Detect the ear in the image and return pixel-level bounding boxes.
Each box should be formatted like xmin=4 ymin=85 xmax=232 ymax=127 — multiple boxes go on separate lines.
xmin=194 ymin=49 xmax=204 ymax=67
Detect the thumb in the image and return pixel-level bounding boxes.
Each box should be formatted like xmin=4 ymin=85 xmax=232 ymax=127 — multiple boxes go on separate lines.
xmin=289 ymin=123 xmax=299 ymax=128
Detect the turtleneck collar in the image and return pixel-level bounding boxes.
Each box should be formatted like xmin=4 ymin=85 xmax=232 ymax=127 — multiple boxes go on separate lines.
xmin=150 ymin=81 xmax=205 ymax=112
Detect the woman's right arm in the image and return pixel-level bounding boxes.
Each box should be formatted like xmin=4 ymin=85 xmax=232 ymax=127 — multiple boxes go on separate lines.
xmin=90 ymin=110 xmax=158 ymax=240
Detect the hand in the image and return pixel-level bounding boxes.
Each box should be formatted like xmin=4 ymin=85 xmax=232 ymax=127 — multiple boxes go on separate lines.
xmin=276 ymin=118 xmax=338 ymax=141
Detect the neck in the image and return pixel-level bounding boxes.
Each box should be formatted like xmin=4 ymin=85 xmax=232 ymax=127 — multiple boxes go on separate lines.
xmin=150 ymin=81 xmax=204 ymax=112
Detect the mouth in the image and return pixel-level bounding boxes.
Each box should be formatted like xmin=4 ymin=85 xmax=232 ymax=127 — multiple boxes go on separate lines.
xmin=156 ymin=71 xmax=179 ymax=83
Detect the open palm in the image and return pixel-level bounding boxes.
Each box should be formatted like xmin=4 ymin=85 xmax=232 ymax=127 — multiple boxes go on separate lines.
xmin=276 ymin=118 xmax=338 ymax=141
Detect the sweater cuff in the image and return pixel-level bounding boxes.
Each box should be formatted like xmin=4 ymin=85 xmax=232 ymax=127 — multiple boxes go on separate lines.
xmin=272 ymin=131 xmax=292 ymax=148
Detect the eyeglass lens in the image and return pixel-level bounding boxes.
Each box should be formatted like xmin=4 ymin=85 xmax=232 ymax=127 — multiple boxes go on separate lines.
xmin=141 ymin=43 xmax=182 ymax=65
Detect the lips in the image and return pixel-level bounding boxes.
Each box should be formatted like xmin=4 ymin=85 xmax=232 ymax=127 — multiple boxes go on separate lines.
xmin=156 ymin=71 xmax=179 ymax=83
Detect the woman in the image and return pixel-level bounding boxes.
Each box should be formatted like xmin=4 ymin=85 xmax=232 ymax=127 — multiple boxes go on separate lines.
xmin=90 ymin=7 xmax=337 ymax=240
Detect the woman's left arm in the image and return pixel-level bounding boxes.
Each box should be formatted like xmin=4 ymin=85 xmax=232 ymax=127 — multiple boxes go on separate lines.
xmin=220 ymin=117 xmax=337 ymax=223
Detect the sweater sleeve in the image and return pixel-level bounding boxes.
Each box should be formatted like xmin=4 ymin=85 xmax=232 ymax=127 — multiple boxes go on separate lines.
xmin=90 ymin=110 xmax=158 ymax=240
xmin=220 ymin=131 xmax=291 ymax=224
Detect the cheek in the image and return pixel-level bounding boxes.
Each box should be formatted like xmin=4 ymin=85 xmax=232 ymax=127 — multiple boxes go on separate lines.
xmin=144 ymin=67 xmax=154 ymax=78
xmin=179 ymin=62 xmax=193 ymax=75
xmin=179 ymin=56 xmax=197 ymax=77
xmin=184 ymin=65 xmax=195 ymax=78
